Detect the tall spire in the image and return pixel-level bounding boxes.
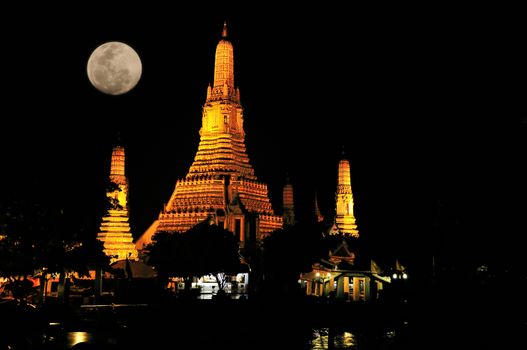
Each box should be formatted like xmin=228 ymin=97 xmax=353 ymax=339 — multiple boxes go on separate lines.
xmin=212 ymin=21 xmax=235 ymax=97
xmin=335 ymin=156 xmax=359 ymax=237
xmin=110 ymin=146 xmax=125 ymax=179
xmin=98 ymin=145 xmax=138 ymax=263
xmin=283 ymin=174 xmax=295 ymax=227
xmin=135 ymin=21 xmax=283 ymax=249
xmin=194 ymin=22 xmax=251 ymax=175
xmin=109 ymin=146 xmax=127 ymax=205
xmin=337 ymin=158 xmax=351 ymax=188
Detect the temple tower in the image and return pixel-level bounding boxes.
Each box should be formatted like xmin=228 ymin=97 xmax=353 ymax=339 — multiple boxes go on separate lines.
xmin=334 ymin=157 xmax=359 ymax=237
xmin=97 ymin=146 xmax=138 ymax=263
xmin=136 ymin=23 xmax=282 ymax=250
xmin=283 ymin=176 xmax=295 ymax=227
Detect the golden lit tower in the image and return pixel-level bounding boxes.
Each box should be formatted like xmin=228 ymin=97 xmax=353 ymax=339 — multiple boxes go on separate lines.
xmin=97 ymin=146 xmax=138 ymax=263
xmin=136 ymin=22 xmax=282 ymax=250
xmin=334 ymin=157 xmax=359 ymax=237
xmin=283 ymin=176 xmax=295 ymax=227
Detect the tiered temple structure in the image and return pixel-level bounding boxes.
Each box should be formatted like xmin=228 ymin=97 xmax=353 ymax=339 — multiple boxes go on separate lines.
xmin=334 ymin=157 xmax=359 ymax=237
xmin=136 ymin=23 xmax=282 ymax=250
xmin=97 ymin=146 xmax=138 ymax=263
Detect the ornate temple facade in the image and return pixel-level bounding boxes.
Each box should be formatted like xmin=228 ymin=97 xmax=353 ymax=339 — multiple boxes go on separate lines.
xmin=300 ymin=239 xmax=390 ymax=301
xmin=136 ymin=23 xmax=282 ymax=250
xmin=97 ymin=146 xmax=138 ymax=263
xmin=334 ymin=157 xmax=359 ymax=237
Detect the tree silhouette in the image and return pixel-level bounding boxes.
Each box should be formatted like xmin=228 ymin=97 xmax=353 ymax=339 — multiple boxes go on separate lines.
xmin=105 ymin=180 xmax=123 ymax=210
xmin=262 ymin=222 xmax=326 ymax=297
xmin=0 ymin=198 xmax=109 ymax=304
xmin=146 ymin=219 xmax=242 ymax=295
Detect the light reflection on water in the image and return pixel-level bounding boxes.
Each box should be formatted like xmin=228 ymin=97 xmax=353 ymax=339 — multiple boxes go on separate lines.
xmin=67 ymin=331 xmax=92 ymax=348
xmin=309 ymin=328 xmax=357 ymax=349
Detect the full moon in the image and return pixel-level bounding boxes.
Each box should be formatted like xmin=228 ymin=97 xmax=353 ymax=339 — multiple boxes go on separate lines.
xmin=87 ymin=42 xmax=142 ymax=95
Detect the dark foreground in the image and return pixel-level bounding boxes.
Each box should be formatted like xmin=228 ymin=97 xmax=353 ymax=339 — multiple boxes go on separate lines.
xmin=1 ymin=298 xmax=402 ymax=349
xmin=1 ymin=285 xmax=525 ymax=349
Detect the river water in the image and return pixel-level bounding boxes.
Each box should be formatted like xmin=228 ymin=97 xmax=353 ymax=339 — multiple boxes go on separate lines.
xmin=39 ymin=302 xmax=410 ymax=349
xmin=309 ymin=328 xmax=358 ymax=349
xmin=63 ymin=327 xmax=398 ymax=349
xmin=10 ymin=296 xmax=523 ymax=349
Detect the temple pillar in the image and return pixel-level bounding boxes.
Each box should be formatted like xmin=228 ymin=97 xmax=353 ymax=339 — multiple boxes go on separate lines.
xmin=328 ymin=276 xmax=334 ymax=293
xmin=336 ymin=276 xmax=349 ymax=299
xmin=364 ymin=276 xmax=371 ymax=300
xmin=353 ymin=277 xmax=361 ymax=301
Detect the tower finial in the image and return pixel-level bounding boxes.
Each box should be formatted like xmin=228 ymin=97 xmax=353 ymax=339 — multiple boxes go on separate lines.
xmin=222 ymin=21 xmax=228 ymax=38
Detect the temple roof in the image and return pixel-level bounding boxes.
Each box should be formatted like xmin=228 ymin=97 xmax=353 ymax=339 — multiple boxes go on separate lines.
xmin=331 ymin=240 xmax=354 ymax=258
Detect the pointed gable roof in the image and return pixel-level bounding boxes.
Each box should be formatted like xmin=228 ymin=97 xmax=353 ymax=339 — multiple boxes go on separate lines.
xmin=329 ymin=239 xmax=355 ymax=267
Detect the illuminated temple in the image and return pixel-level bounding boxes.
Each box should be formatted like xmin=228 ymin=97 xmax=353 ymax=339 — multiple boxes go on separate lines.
xmin=136 ymin=23 xmax=282 ymax=249
xmin=334 ymin=157 xmax=359 ymax=237
xmin=97 ymin=146 xmax=138 ymax=262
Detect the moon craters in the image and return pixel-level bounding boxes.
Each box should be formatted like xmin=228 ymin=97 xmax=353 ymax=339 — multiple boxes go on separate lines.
xmin=87 ymin=42 xmax=142 ymax=95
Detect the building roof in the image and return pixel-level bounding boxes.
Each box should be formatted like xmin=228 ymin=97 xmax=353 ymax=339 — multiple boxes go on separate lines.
xmin=331 ymin=240 xmax=354 ymax=258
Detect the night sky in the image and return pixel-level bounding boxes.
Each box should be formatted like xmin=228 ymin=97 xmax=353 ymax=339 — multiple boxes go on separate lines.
xmin=1 ymin=4 xmax=523 ymax=273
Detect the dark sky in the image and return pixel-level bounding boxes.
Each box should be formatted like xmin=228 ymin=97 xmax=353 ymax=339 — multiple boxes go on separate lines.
xmin=1 ymin=4 xmax=523 ymax=271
